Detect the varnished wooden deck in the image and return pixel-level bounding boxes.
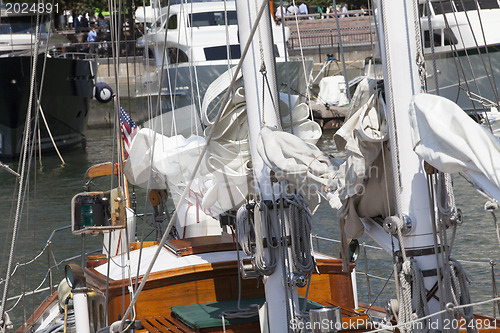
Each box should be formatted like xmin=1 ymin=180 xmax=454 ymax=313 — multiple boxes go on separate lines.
xmin=140 ymin=315 xmax=190 ymax=333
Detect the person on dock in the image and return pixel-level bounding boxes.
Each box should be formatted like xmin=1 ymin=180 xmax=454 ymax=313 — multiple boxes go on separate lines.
xmin=80 ymin=15 xmax=89 ymax=30
xmin=341 ymin=3 xmax=349 ymax=17
xmin=97 ymin=14 xmax=105 ymax=27
xmin=317 ymin=5 xmax=323 ymax=19
xmin=287 ymin=3 xmax=298 ymax=16
xmin=275 ymin=5 xmax=285 ymax=25
xmin=73 ymin=13 xmax=80 ymax=30
xmin=299 ymin=2 xmax=309 ymax=18
xmin=87 ymin=27 xmax=97 ymax=53
xmin=88 ymin=12 xmax=96 ymax=27
xmin=326 ymin=6 xmax=334 ymax=18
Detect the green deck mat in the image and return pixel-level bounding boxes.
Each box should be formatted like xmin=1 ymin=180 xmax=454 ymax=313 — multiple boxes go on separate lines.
xmin=171 ymin=297 xmax=324 ymax=329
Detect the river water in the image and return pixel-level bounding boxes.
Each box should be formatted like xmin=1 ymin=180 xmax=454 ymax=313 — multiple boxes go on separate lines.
xmin=0 ymin=105 xmax=498 ymax=329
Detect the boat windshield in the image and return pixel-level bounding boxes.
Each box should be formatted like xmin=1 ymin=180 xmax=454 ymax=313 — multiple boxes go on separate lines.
xmin=0 ymin=15 xmax=50 ymax=34
xmin=188 ymin=11 xmax=237 ymax=27
xmin=431 ymin=0 xmax=499 ymax=14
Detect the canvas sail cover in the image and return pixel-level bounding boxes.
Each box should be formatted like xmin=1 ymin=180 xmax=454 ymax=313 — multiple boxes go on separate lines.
xmin=258 ymin=78 xmax=395 ymax=239
xmin=124 ymin=88 xmax=250 ymax=216
xmin=410 ymin=93 xmax=500 ymax=201
xmin=124 ymin=87 xmax=322 ymax=216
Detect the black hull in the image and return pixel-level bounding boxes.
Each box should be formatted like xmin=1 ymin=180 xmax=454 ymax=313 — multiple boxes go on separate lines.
xmin=0 ymin=55 xmax=95 ymax=158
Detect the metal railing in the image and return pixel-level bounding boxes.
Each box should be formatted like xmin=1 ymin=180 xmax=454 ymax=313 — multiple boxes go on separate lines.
xmin=287 ymin=27 xmax=375 ymax=49
xmin=49 ymin=39 xmax=142 ymax=61
xmin=280 ymin=9 xmax=372 ymax=21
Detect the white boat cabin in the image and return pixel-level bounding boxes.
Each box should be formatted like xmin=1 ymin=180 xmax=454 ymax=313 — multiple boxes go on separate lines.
xmin=137 ymin=1 xmax=290 ymax=66
xmin=419 ymin=0 xmax=500 ymax=53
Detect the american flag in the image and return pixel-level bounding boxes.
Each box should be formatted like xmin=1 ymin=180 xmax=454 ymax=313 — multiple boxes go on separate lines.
xmin=119 ymin=106 xmax=137 ymax=157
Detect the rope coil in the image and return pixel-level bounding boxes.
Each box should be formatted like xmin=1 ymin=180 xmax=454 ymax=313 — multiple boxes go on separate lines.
xmin=236 ymin=195 xmax=314 ymax=277
xmin=285 ymin=194 xmax=314 ymax=275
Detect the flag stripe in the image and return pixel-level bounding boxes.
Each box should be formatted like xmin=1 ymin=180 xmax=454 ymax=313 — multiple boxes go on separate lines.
xmin=119 ymin=106 xmax=137 ymax=157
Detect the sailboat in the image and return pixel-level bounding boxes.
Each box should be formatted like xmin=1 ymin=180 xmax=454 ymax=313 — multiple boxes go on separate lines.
xmin=9 ymin=0 xmax=500 ymax=332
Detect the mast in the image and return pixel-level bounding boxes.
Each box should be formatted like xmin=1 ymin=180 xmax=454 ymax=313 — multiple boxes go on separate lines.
xmin=376 ymin=0 xmax=444 ymax=327
xmin=235 ymin=0 xmax=296 ymax=331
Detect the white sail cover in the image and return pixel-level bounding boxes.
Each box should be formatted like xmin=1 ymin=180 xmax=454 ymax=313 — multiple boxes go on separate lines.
xmin=333 ymin=90 xmax=394 ymax=239
xmin=257 ymin=126 xmax=343 ymax=211
xmin=125 ymin=88 xmax=250 ymax=216
xmin=125 ymin=87 xmax=322 ymax=216
xmin=410 ymin=93 xmax=500 ymax=201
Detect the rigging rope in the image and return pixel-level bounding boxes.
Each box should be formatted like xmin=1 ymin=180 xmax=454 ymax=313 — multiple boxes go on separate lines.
xmin=289 ymin=0 xmax=314 ymax=109
xmin=277 ymin=0 xmax=293 ymax=130
xmin=0 ymin=163 xmax=20 ymax=179
xmin=411 ymin=0 xmax=425 ymax=92
xmin=119 ymin=2 xmax=272 ymax=329
xmin=449 ymin=258 xmax=475 ymax=332
xmin=471 ymin=0 xmax=500 ymax=107
xmin=236 ymin=205 xmax=253 ymax=256
xmin=253 ymin=202 xmax=278 ymax=275
xmin=0 ymin=9 xmax=42 ymax=331
xmin=458 ymin=0 xmax=500 ymax=106
xmin=437 ymin=173 xmax=458 ymax=227
xmin=367 ymin=296 xmax=500 ymax=333
xmin=285 ymin=194 xmax=314 ymax=274
xmin=425 ymin=0 xmax=439 ymax=95
xmin=36 ymin=1 xmax=66 ymax=166
xmin=437 ymin=0 xmax=494 ymax=128
xmin=276 ymin=187 xmax=293 ymax=326
xmin=490 ymin=261 xmax=500 ymax=319
xmin=408 ymin=259 xmax=432 ymax=330
xmin=37 ymin=104 xmax=66 ymax=165
xmin=330 ymin=0 xmax=352 ymax=103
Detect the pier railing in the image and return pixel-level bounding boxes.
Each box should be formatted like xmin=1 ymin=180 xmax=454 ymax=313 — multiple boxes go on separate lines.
xmin=56 ymin=34 xmax=375 ymax=59
xmin=52 ymin=16 xmax=375 ymax=59
xmin=287 ymin=27 xmax=375 ymax=49
xmin=50 ymin=39 xmax=141 ymax=60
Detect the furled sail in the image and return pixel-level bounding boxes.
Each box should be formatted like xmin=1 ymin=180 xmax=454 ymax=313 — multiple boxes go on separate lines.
xmin=258 ymin=78 xmax=395 ymax=239
xmin=410 ymin=93 xmax=500 ymax=202
xmin=124 ymin=87 xmax=322 ymax=216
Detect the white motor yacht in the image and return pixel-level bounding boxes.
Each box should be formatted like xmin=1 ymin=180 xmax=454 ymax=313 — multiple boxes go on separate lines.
xmin=420 ymin=0 xmax=500 ymax=114
xmin=136 ymin=0 xmax=311 ymax=129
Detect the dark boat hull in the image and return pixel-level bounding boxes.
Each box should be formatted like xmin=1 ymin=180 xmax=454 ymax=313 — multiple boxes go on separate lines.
xmin=0 ymin=55 xmax=95 ymax=158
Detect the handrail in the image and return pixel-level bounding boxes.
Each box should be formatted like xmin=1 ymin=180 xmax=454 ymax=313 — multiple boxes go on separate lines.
xmin=287 ymin=29 xmax=375 ymax=49
xmin=281 ymin=9 xmax=372 ymax=20
xmin=0 ymin=223 xmax=102 ymax=314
